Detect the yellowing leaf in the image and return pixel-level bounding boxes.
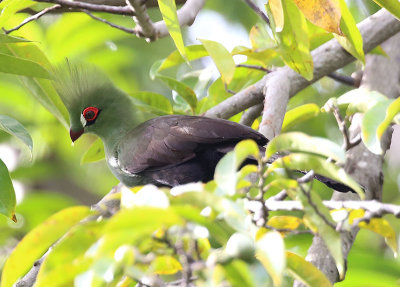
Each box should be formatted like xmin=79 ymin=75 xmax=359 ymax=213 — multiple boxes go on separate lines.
xmin=293 ymin=0 xmax=342 ymax=34
xmin=267 ymin=216 xmax=302 ymax=230
xmin=152 ymin=255 xmax=182 ymax=275
xmin=350 ymin=210 xmax=398 ymax=257
xmin=268 ymin=0 xmax=284 ymax=32
xmin=266 ymin=0 xmax=314 ymax=80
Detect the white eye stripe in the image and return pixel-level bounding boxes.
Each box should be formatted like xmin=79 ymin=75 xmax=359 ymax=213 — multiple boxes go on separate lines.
xmin=80 ymin=113 xmax=87 ymax=127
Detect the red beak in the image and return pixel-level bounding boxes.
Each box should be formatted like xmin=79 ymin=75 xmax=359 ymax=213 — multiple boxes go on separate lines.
xmin=70 ymin=129 xmax=84 ymax=142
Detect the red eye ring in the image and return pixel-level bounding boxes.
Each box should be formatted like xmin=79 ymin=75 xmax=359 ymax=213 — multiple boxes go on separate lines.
xmin=83 ymin=107 xmax=99 ymax=122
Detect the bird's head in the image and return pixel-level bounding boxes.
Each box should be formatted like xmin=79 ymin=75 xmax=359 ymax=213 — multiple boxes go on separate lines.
xmin=53 ymin=62 xmax=138 ymax=144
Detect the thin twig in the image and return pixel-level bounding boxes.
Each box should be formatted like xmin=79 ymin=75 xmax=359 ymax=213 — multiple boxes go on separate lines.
xmin=82 ymin=10 xmax=135 ymax=34
xmin=176 ymin=239 xmax=192 ymax=287
xmin=328 ymin=103 xmax=361 ymax=151
xmin=328 ymin=72 xmax=356 ymax=86
xmin=35 ymin=0 xmax=134 ymax=15
xmin=297 ymin=171 xmax=338 ymax=231
xmin=237 ymin=64 xmax=271 ymax=72
xmin=3 ymin=4 xmax=62 ymax=34
xmin=242 ymin=0 xmax=270 ymax=25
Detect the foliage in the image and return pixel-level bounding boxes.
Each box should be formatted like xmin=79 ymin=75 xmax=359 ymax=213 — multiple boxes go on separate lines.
xmin=0 ymin=0 xmax=400 ymax=287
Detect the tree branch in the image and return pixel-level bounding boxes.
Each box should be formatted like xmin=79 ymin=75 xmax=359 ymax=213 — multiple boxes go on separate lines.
xmin=205 ymin=9 xmax=400 ymax=121
xmin=264 ymin=200 xmax=400 ymax=217
xmin=126 ymin=0 xmax=156 ymax=40
xmin=10 ymin=0 xmax=204 ymax=41
xmin=34 ymin=0 xmax=134 ymax=15
xmin=239 ymin=103 xmax=263 ymax=126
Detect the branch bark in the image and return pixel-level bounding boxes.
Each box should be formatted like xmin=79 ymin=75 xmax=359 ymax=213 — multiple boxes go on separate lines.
xmin=264 ymin=200 xmax=400 ymax=217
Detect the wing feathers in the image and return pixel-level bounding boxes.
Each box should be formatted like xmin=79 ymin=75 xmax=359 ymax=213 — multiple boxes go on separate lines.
xmin=118 ymin=115 xmax=267 ymax=174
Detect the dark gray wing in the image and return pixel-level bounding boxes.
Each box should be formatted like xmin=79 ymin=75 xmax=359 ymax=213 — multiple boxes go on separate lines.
xmin=117 ymin=115 xmax=268 ymax=174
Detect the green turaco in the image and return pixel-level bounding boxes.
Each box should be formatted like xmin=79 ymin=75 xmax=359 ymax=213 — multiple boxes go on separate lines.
xmin=54 ymin=63 xmax=352 ymax=192
xmin=54 ymin=63 xmax=267 ymax=187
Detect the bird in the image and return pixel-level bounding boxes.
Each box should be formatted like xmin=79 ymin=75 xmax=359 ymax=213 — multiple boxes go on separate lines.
xmin=53 ymin=63 xmax=352 ymax=192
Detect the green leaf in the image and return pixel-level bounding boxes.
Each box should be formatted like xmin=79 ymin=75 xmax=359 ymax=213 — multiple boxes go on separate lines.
xmin=151 ymin=255 xmax=182 ymax=275
xmin=256 ymin=231 xmax=286 ymax=286
xmin=249 ymin=25 xmax=275 ymax=50
xmin=4 ymin=43 xmax=69 ymax=127
xmin=334 ymin=0 xmax=364 ymax=62
xmin=35 ymin=221 xmax=105 ymax=287
xmin=282 ymin=104 xmax=320 ymax=131
xmin=173 ymin=205 xmax=233 ymax=245
xmin=0 ymin=158 xmax=16 ymax=221
xmin=94 ymin=207 xmax=183 ymax=256
xmin=215 ymin=140 xmax=259 ymax=195
xmin=223 ymin=260 xmax=257 ymax=287
xmin=289 ymin=183 xmax=345 ymax=279
xmin=376 ymin=97 xmax=400 ymax=142
xmin=286 ymin=251 xmax=332 ymax=287
xmin=232 ymin=45 xmax=282 ymax=67
xmin=81 ymin=138 xmax=105 ymax=164
xmin=158 ymin=0 xmax=187 ymax=61
xmin=105 ymin=207 xmax=181 ymax=234
xmin=372 ymin=0 xmax=400 ymax=20
xmin=334 ymin=88 xmax=387 ymax=115
xmin=156 ymin=75 xmax=197 ymax=112
xmin=199 ymin=39 xmax=236 ymax=85
xmin=0 ymin=34 xmax=30 ymax=43
xmin=129 ymin=91 xmax=173 ymax=115
xmin=225 ymin=233 xmax=255 ymax=261
xmin=0 ymin=53 xmax=51 ymax=79
xmin=268 ymin=153 xmax=364 ymax=198
xmin=266 ymin=0 xmax=314 ymax=80
xmin=158 ymin=45 xmax=209 ymax=71
xmin=0 ymin=115 xmax=33 ymax=155
xmin=0 ymin=0 xmax=35 ymax=28
xmin=265 ymin=132 xmax=345 ymax=164
xmin=369 ymin=45 xmax=388 ymax=57
xmin=1 ymin=206 xmax=91 ymax=287
xmin=361 ymin=99 xmax=393 ymax=155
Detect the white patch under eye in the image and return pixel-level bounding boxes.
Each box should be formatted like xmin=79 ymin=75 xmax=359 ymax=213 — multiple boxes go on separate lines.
xmin=80 ymin=113 xmax=87 ymax=127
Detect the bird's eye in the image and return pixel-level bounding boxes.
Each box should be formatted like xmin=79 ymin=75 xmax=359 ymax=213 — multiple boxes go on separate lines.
xmin=82 ymin=107 xmax=99 ymax=122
